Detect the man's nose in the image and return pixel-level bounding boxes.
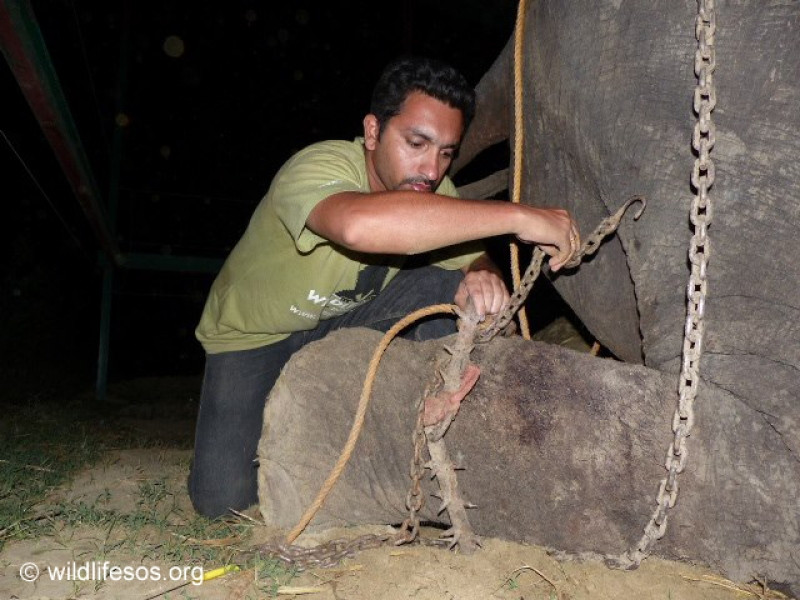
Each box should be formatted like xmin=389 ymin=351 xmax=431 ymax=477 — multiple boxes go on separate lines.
xmin=419 ymin=150 xmax=440 ymax=182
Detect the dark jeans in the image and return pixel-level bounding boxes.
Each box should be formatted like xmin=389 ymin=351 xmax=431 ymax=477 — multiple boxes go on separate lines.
xmin=188 ymin=265 xmax=463 ymax=518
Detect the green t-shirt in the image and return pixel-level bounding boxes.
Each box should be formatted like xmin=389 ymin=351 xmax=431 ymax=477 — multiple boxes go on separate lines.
xmin=195 ymin=138 xmax=484 ymax=354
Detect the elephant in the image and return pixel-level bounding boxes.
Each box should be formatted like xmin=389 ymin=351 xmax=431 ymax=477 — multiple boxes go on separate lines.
xmin=457 ymin=0 xmax=800 ymax=415
xmin=257 ymin=1 xmax=799 ymax=595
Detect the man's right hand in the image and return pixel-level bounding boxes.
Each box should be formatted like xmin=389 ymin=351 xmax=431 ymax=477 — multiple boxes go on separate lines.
xmin=516 ymin=206 xmax=580 ymax=272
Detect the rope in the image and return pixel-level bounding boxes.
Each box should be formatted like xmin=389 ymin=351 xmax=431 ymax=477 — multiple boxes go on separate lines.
xmin=511 ymin=0 xmax=532 ymax=340
xmin=285 ymin=303 xmax=457 ymax=543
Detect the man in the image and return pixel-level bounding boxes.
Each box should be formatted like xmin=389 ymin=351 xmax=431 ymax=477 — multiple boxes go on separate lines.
xmin=190 ymin=56 xmax=579 ymax=518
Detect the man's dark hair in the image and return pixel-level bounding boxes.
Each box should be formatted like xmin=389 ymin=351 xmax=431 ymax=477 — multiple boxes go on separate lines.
xmin=370 ymin=56 xmax=475 ymax=134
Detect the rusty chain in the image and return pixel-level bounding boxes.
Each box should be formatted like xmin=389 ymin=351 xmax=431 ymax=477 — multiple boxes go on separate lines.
xmin=396 ymin=379 xmax=435 ymax=545
xmin=258 ymin=529 xmax=451 ymax=572
xmin=384 ymin=199 xmax=647 ymax=556
xmin=258 ymin=408 xmax=448 ymax=575
xmin=255 ymin=197 xmax=645 ymax=570
xmin=394 ymin=202 xmax=646 ymax=552
xmin=257 ymin=360 xmax=447 ymax=570
xmin=609 ymin=0 xmax=716 ymax=570
xmin=478 ymin=196 xmax=645 ymax=343
xmin=258 ymin=534 xmax=391 ymax=571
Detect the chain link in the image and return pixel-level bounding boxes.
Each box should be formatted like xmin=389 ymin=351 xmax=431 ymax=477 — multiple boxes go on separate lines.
xmin=258 ymin=534 xmax=391 ymax=570
xmin=478 ymin=196 xmax=645 ymax=343
xmin=258 ymin=531 xmax=452 ymax=571
xmin=611 ymin=0 xmax=716 ymax=569
xmin=396 ymin=385 xmax=433 ymax=544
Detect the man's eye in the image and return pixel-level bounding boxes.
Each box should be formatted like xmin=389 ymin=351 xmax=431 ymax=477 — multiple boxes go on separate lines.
xmin=408 ymin=140 xmax=423 ymax=148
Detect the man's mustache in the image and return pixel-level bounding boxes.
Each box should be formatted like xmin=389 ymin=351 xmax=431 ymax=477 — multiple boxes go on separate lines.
xmin=399 ymin=177 xmax=435 ymax=189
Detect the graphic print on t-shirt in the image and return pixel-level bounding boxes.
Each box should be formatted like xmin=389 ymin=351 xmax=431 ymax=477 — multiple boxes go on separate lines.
xmin=316 ymin=263 xmax=389 ymax=319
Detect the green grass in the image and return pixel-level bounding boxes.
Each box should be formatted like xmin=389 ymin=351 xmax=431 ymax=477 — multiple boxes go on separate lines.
xmin=0 ymin=401 xmax=103 ymax=546
xmin=0 ymin=395 xmax=297 ymax=596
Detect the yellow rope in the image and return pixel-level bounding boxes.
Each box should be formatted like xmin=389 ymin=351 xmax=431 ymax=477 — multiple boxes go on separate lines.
xmin=511 ymin=0 xmax=531 ymax=340
xmin=285 ymin=303 xmax=457 ymax=543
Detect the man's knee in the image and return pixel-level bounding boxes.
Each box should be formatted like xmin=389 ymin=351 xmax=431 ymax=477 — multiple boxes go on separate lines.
xmin=188 ymin=481 xmax=226 ymax=519
xmin=188 ymin=345 xmax=288 ymax=518
xmin=188 ymin=467 xmax=257 ymax=519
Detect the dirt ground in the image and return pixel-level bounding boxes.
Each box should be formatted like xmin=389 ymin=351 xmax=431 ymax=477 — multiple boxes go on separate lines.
xmin=2 ymin=447 xmax=789 ymax=600
xmin=1 ymin=322 xmax=793 ymax=599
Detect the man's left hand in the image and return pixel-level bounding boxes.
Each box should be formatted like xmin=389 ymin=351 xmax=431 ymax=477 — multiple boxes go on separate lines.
xmin=454 ymin=268 xmax=510 ymax=319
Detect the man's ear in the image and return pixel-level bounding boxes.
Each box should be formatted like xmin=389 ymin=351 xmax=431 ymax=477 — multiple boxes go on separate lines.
xmin=363 ymin=114 xmax=380 ymax=150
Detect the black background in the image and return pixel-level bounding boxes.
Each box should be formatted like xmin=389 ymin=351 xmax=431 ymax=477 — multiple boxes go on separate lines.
xmin=2 ymin=1 xmax=517 ymax=399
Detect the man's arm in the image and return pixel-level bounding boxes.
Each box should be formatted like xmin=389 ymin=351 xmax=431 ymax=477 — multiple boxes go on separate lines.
xmin=306 ymin=190 xmax=579 ymax=272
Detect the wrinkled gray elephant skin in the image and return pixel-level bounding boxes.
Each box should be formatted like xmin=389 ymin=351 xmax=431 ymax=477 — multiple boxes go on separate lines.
xmin=258 ymin=329 xmax=799 ymax=595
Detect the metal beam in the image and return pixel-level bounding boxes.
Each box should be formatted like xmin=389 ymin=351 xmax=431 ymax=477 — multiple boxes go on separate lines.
xmin=0 ymin=0 xmax=121 ymax=265
xmin=96 ymin=262 xmax=113 ymax=401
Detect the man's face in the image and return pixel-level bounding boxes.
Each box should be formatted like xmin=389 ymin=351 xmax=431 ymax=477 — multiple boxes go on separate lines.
xmin=363 ymin=91 xmax=464 ymax=194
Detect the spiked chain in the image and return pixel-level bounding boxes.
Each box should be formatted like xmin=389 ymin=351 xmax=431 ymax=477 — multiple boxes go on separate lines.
xmin=398 ymin=197 xmax=645 ymax=552
xmin=256 ymin=196 xmax=646 ymax=569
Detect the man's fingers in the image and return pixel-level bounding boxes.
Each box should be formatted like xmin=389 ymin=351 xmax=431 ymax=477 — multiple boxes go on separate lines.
xmin=545 ymin=220 xmax=580 ymax=272
xmin=477 ymin=276 xmax=505 ymax=316
xmin=456 ymin=271 xmax=510 ymax=318
xmin=492 ymin=277 xmax=510 ymax=314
